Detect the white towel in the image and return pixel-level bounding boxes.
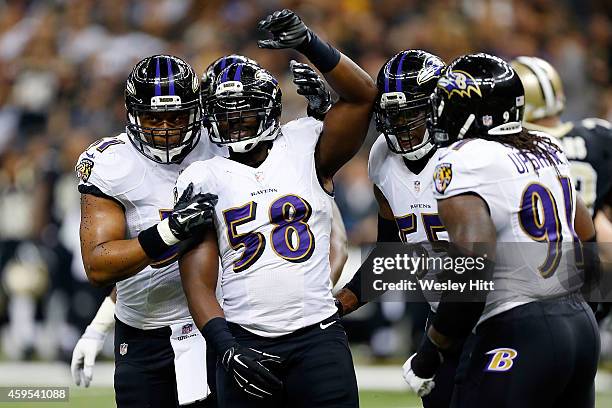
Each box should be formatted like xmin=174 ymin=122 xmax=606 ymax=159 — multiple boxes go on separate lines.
xmin=169 ymin=320 xmax=210 ymax=405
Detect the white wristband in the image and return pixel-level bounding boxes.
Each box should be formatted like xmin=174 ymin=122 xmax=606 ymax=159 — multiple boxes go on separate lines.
xmin=156 ymin=218 xmax=180 ymax=246
xmin=89 ymin=296 xmax=116 ymax=334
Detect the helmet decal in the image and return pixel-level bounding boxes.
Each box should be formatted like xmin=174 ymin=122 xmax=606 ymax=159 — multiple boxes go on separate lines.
xmin=438 ymin=70 xmax=482 ymax=99
xmin=417 ymin=55 xmax=445 ymax=85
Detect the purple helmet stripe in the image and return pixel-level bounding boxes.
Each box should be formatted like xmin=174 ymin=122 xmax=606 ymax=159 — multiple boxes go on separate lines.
xmin=220 ymin=57 xmax=228 ymax=70
xmin=166 ymin=57 xmax=175 ymax=95
xmin=233 ymin=64 xmax=243 ymax=81
xmin=155 ymin=57 xmax=162 ymax=96
xmin=395 ymin=52 xmax=408 ymax=92
xmin=221 ymin=64 xmax=230 ymax=82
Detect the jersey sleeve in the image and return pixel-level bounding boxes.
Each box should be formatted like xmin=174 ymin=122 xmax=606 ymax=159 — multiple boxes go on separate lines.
xmin=75 ymin=136 xmax=134 ymax=207
xmin=174 ymin=160 xmax=215 ymax=204
xmin=432 ymin=141 xmax=490 ymax=200
xmin=280 ymin=116 xmax=324 ymax=154
xmin=368 ymin=135 xmax=389 ymax=187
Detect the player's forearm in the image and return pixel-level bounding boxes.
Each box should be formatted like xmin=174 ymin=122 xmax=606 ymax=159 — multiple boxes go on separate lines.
xmin=329 ymin=202 xmax=348 ymax=286
xmin=322 ymin=54 xmax=377 ymax=105
xmin=186 ymin=287 xmax=225 ymax=331
xmin=83 ymin=239 xmax=150 ymax=287
xmin=329 ymin=240 xmax=348 ymax=287
xmin=335 ymin=287 xmax=361 ymax=316
xmin=178 ymin=229 xmax=223 ymax=330
xmin=292 ymin=25 xmax=375 ymax=105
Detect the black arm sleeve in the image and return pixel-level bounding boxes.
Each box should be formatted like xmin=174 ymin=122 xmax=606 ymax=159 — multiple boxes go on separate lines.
xmin=343 ymin=215 xmax=400 ymax=308
xmin=431 ymin=255 xmax=494 ymax=341
xmin=377 ymin=215 xmax=401 ymax=243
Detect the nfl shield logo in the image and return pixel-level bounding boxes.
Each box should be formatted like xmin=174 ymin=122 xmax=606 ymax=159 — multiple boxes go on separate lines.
xmin=255 ymin=171 xmax=264 ymax=183
xmin=119 ymin=343 xmax=128 ymax=356
xmin=414 ymin=181 xmax=421 ymax=193
xmin=181 ymin=323 xmax=193 ymax=335
xmin=434 ymin=163 xmax=453 ymax=194
xmin=482 ymin=115 xmax=493 ymax=127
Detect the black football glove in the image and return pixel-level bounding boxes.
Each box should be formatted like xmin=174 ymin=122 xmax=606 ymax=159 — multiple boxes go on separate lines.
xmin=221 ymin=344 xmax=283 ymax=399
xmin=257 ymin=9 xmax=311 ymax=49
xmin=168 ymin=183 xmax=218 ymax=240
xmin=290 ymin=60 xmax=332 ymax=119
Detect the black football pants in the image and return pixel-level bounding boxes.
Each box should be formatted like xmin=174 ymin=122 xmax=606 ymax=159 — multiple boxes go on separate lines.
xmin=451 ymin=295 xmax=600 ymax=408
xmin=217 ymin=313 xmax=359 ymax=408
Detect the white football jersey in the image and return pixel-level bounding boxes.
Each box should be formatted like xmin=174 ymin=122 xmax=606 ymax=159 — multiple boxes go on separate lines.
xmin=76 ymin=132 xmax=225 ymax=329
xmin=433 ymin=135 xmax=582 ymax=323
xmin=368 ymin=134 xmax=448 ymax=243
xmin=176 ymin=117 xmax=337 ymax=337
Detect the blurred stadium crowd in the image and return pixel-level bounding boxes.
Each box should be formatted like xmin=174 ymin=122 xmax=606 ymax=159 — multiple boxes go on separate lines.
xmin=0 ymin=0 xmax=610 ymax=362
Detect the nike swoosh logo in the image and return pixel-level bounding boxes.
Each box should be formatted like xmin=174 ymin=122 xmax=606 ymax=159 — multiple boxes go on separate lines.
xmin=438 ymin=151 xmax=451 ymax=160
xmin=320 ymin=321 xmax=336 ymax=330
xmin=176 ymin=212 xmax=200 ymax=224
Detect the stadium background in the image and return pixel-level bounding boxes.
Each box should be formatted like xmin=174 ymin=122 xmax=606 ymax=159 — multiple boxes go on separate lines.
xmin=0 ymin=0 xmax=610 ymax=406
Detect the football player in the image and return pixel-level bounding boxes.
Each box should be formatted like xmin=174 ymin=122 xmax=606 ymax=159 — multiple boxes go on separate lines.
xmin=200 ymin=55 xmax=347 ymax=284
xmin=333 ymin=49 xmax=460 ymax=408
xmin=511 ymin=56 xmax=612 ymax=240
xmin=406 ymin=53 xmax=600 ymax=407
xmin=74 ymin=55 xmax=218 ymax=407
xmin=177 ymin=9 xmax=377 ymax=408
xmin=512 ymin=56 xmax=612 ymax=321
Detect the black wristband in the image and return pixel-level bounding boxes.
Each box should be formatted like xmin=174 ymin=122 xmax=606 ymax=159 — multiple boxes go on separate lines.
xmin=200 ymin=317 xmax=236 ymax=355
xmin=138 ymin=224 xmax=171 ymax=260
xmin=296 ymin=31 xmax=341 ymax=73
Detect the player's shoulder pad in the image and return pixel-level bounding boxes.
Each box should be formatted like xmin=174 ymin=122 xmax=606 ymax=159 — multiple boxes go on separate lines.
xmin=432 ymin=139 xmax=499 ymax=197
xmin=280 ymin=116 xmax=324 ymax=153
xmin=368 ymin=134 xmax=391 ymax=185
xmin=441 ymin=138 xmax=501 ymax=171
xmin=175 ymin=159 xmax=216 ymax=200
xmin=75 ymin=133 xmax=140 ymax=197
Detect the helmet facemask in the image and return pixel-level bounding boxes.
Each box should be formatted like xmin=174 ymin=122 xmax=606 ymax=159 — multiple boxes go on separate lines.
xmin=125 ymin=55 xmax=203 ymax=164
xmin=204 ymin=80 xmax=281 ymax=153
xmin=127 ymin=98 xmax=201 ymax=164
xmin=376 ymin=91 xmax=434 ymax=160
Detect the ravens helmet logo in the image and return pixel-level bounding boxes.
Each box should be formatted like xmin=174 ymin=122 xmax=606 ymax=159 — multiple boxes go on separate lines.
xmin=438 ymin=70 xmax=482 ymax=99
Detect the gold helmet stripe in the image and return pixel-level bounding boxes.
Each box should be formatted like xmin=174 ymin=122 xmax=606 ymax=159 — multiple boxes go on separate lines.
xmin=515 ymin=56 xmax=556 ymax=115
